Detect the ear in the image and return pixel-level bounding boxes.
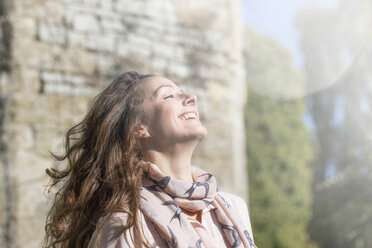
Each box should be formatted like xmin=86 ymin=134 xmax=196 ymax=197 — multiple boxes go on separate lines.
xmin=133 ymin=125 xmax=150 ymax=139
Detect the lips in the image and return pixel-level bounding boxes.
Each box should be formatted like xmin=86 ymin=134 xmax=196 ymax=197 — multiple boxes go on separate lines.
xmin=179 ymin=111 xmax=198 ymax=120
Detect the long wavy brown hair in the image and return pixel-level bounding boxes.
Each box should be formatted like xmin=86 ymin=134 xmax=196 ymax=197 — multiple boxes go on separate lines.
xmin=44 ymin=71 xmax=154 ymax=248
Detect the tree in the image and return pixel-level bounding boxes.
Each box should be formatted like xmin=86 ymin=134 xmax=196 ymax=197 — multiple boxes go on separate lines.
xmin=297 ymin=0 xmax=372 ymax=247
xmin=244 ymin=28 xmax=316 ymax=248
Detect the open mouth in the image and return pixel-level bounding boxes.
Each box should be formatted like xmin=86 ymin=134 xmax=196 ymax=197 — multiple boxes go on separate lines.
xmin=179 ymin=111 xmax=198 ymax=120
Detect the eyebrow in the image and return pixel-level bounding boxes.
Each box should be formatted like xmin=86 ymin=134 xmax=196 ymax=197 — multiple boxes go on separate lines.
xmin=152 ymin=84 xmax=183 ymax=97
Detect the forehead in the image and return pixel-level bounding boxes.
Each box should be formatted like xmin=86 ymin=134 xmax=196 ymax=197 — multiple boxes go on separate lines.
xmin=138 ymin=76 xmax=178 ymax=95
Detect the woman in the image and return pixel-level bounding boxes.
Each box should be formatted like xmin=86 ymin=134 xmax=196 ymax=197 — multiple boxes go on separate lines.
xmin=44 ymin=71 xmax=256 ymax=248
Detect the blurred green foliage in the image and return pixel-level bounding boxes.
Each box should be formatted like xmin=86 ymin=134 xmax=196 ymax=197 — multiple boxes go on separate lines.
xmin=297 ymin=0 xmax=372 ymax=247
xmin=244 ymin=28 xmax=317 ymax=248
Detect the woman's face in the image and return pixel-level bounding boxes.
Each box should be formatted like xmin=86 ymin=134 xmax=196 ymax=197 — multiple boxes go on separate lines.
xmin=138 ymin=76 xmax=207 ymax=147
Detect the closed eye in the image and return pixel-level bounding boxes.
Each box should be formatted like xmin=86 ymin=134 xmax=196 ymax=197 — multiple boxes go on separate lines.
xmin=164 ymin=95 xmax=174 ymax=99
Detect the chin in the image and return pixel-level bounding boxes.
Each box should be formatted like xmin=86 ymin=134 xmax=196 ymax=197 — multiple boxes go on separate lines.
xmin=195 ymin=126 xmax=208 ymax=141
xmin=178 ymin=128 xmax=207 ymax=142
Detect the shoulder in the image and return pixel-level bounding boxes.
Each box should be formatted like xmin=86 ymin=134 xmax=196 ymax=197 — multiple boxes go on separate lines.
xmin=89 ymin=212 xmax=161 ymax=248
xmin=100 ymin=212 xmax=130 ymax=226
xmin=218 ymin=191 xmax=248 ymax=211
xmin=88 ymin=212 xmax=134 ymax=248
xmin=217 ymin=191 xmax=255 ymax=241
xmin=95 ymin=212 xmax=131 ymax=233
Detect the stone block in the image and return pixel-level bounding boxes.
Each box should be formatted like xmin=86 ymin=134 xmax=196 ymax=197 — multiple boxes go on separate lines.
xmin=82 ymin=0 xmax=99 ymax=6
xmin=32 ymin=126 xmax=64 ymax=156
xmin=12 ymin=36 xmax=41 ymax=68
xmin=55 ymin=96 xmax=90 ymax=123
xmin=101 ymin=17 xmax=125 ymax=33
xmin=14 ymin=170 xmax=50 ymax=217
xmin=98 ymin=0 xmax=113 ymax=11
xmin=0 ymin=186 xmax=5 ymax=237
xmin=95 ymin=54 xmax=116 ymax=74
xmin=177 ymin=32 xmax=203 ymax=47
xmin=84 ymin=34 xmax=115 ymax=53
xmin=127 ymin=34 xmax=154 ymax=50
xmin=12 ymin=94 xmax=90 ymax=127
xmin=13 ymin=170 xmax=51 ymax=246
xmin=44 ymin=83 xmax=72 ymax=95
xmin=64 ymin=7 xmax=76 ymax=27
xmin=64 ymin=48 xmax=97 ymax=74
xmin=42 ymin=81 xmax=95 ymax=96
xmin=130 ymin=17 xmax=163 ymax=34
xmin=151 ymin=57 xmax=168 ymax=72
xmin=0 ymin=72 xmax=10 ymax=93
xmin=16 ymin=68 xmax=41 ymax=94
xmin=72 ymin=86 xmax=98 ymax=96
xmin=143 ymin=1 xmax=177 ymax=24
xmin=41 ymin=71 xmax=87 ymax=86
xmin=64 ymin=74 xmax=86 ymax=85
xmin=13 ymin=215 xmax=46 ymax=248
xmin=37 ymin=22 xmax=66 ymax=45
xmin=114 ymin=0 xmax=145 ymax=15
xmin=3 ymin=67 xmax=38 ymax=94
xmin=162 ymin=34 xmax=184 ymax=46
xmin=41 ymin=71 xmax=63 ymax=84
xmin=151 ymin=43 xmax=186 ymax=61
xmin=167 ymin=63 xmax=190 ymax=78
xmin=13 ymin=17 xmax=37 ymax=38
xmin=117 ymin=41 xmax=151 ymax=58
xmin=73 ymin=13 xmax=100 ymax=32
xmin=68 ymin=31 xmax=86 ymax=47
xmin=9 ymin=125 xmax=34 ymax=151
xmin=12 ymin=39 xmax=69 ymax=71
xmin=40 ymin=1 xmax=66 ymax=21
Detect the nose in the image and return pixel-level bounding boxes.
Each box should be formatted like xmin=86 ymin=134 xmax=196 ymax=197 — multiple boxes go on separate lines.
xmin=183 ymin=93 xmax=197 ymax=105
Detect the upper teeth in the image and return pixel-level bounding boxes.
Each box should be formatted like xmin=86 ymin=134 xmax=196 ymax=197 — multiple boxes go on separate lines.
xmin=180 ymin=112 xmax=197 ymax=120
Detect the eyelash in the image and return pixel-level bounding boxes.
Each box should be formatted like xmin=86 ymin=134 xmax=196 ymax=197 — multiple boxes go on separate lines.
xmin=164 ymin=95 xmax=174 ymax=99
xmin=163 ymin=90 xmax=185 ymax=100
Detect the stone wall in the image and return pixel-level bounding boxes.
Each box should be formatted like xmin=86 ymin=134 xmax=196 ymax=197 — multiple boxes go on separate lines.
xmin=1 ymin=0 xmax=13 ymax=247
xmin=0 ymin=0 xmax=247 ymax=247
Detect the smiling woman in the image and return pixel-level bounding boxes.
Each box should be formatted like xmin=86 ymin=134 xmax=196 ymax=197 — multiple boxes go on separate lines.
xmin=43 ymin=71 xmax=256 ymax=248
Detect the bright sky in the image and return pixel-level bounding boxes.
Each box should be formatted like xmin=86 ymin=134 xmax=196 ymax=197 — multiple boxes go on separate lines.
xmin=240 ymin=0 xmax=339 ymax=68
xmin=240 ymin=0 xmax=341 ymax=129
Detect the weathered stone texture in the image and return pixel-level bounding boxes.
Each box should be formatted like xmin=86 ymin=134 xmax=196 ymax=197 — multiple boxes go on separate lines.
xmin=0 ymin=0 xmax=247 ymax=247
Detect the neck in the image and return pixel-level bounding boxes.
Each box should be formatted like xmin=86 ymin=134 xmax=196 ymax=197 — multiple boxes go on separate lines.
xmin=144 ymin=141 xmax=197 ymax=183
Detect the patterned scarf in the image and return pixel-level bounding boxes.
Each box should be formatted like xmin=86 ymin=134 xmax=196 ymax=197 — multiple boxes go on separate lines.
xmin=140 ymin=162 xmax=256 ymax=248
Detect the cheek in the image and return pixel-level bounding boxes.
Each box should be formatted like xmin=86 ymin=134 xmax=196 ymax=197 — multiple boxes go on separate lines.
xmin=142 ymin=100 xmax=180 ymax=139
xmin=157 ymin=103 xmax=176 ymax=119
